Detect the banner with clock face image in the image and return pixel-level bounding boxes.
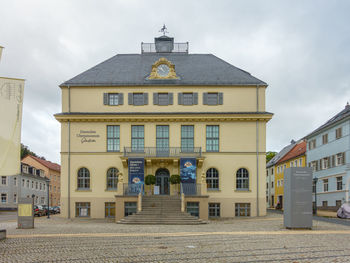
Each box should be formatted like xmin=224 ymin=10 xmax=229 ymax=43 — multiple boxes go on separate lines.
xmin=180 ymin=158 xmax=196 ymax=183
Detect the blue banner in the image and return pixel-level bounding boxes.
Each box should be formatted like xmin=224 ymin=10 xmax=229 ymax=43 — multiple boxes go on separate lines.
xmin=180 ymin=158 xmax=196 ymax=183
xmin=128 ymin=158 xmax=145 ymax=185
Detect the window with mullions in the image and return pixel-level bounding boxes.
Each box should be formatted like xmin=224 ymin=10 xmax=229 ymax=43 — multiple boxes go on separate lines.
xmin=77 ymin=168 xmax=90 ymax=189
xmin=76 ymin=202 xmax=90 ymax=217
xmin=337 ymin=176 xmax=343 ymax=190
xmin=107 ymin=168 xmax=118 ymax=189
xmin=186 ymin=202 xmax=199 ymax=217
xmin=107 ymin=126 xmax=120 ymax=152
xmin=209 ymin=203 xmax=220 ymax=218
xmin=124 ymin=202 xmax=137 ymax=216
xmin=235 ymin=203 xmax=250 ymax=217
xmin=236 ymin=168 xmax=249 ymax=190
xmin=105 ymin=202 xmax=115 ymax=218
xmin=181 ymin=125 xmax=194 ymax=152
xmin=156 ymin=125 xmax=169 ymax=150
xmin=206 ymin=168 xmax=219 ymax=190
xmin=206 ymin=125 xmax=219 ymax=152
xmin=131 ymin=126 xmax=144 ymax=151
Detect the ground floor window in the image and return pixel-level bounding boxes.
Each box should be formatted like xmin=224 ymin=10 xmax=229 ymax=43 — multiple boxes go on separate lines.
xmin=336 ymin=200 xmax=342 ymax=207
xmin=124 ymin=202 xmax=137 ymax=217
xmin=186 ymin=202 xmax=199 ymax=217
xmin=235 ymin=203 xmax=250 ymax=217
xmin=1 ymin=193 xmax=7 ymax=203
xmin=40 ymin=197 xmax=45 ymax=204
xmin=105 ymin=202 xmax=115 ymax=218
xmin=208 ymin=203 xmax=220 ymax=218
xmin=322 ymin=201 xmax=328 ymax=207
xmin=76 ymin=202 xmax=91 ymax=217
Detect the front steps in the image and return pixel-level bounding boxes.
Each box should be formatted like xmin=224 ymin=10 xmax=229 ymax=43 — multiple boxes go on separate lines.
xmin=117 ymin=195 xmax=207 ymax=225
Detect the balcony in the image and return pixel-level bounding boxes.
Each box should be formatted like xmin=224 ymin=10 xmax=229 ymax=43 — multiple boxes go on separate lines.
xmin=123 ymin=147 xmax=202 ymax=158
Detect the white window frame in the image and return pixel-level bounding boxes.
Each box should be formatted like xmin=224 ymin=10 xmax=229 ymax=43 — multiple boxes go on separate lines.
xmin=323 ymin=179 xmax=329 ymax=192
xmin=1 ymin=176 xmax=6 ymax=185
xmin=1 ymin=193 xmax=7 ymax=203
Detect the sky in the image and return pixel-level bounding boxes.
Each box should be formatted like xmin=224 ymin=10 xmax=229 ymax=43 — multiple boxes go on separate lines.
xmin=0 ymin=0 xmax=349 ymax=164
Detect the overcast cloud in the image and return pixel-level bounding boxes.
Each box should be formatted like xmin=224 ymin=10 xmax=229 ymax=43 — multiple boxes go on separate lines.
xmin=1 ymin=0 xmax=349 ymax=164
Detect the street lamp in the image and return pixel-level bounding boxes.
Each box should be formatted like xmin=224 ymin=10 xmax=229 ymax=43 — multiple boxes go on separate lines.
xmin=47 ymin=179 xmax=50 ymax=219
xmin=313 ymin=177 xmax=318 ymax=215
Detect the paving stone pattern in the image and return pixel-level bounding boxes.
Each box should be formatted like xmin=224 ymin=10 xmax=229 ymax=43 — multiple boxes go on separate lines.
xmin=1 ymin=212 xmax=350 ymax=262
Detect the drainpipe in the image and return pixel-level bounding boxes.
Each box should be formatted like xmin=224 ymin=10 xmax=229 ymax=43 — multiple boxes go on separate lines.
xmin=256 ymin=85 xmax=260 ymax=216
xmin=68 ymin=85 xmax=71 ymax=219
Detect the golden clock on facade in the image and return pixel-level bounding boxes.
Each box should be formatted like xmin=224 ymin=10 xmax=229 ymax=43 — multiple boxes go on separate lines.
xmin=148 ymin=57 xmax=179 ymax=79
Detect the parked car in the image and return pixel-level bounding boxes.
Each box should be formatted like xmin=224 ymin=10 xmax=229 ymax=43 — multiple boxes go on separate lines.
xmin=53 ymin=206 xmax=60 ymax=214
xmin=34 ymin=205 xmax=45 ymax=217
xmin=38 ymin=205 xmax=47 ymax=216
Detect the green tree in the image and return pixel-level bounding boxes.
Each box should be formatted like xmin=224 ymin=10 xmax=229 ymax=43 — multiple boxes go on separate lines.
xmin=266 ymin=151 xmax=277 ymax=163
xmin=21 ymin=144 xmax=38 ymax=159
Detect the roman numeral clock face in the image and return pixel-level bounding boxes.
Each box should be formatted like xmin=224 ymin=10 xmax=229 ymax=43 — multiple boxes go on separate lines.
xmin=156 ymin=64 xmax=170 ymax=77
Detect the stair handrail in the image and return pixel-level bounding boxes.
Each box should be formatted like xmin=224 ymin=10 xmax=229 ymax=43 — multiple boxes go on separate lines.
xmin=180 ymin=182 xmax=185 ymax=212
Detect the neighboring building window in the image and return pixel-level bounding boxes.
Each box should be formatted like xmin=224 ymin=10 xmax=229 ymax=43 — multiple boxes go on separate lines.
xmin=13 ymin=177 xmax=17 ymax=186
xmin=236 ymin=168 xmax=249 ymax=190
xmin=336 ymin=153 xmax=345 ymax=166
xmin=322 ymin=157 xmax=329 ymax=169
xmin=323 ymin=179 xmax=328 ymax=192
xmin=322 ymin=201 xmax=328 ymax=207
xmin=105 ymin=202 xmax=115 ymax=218
xmin=40 ymin=197 xmax=45 ymax=204
xmin=203 ymin=92 xmax=223 ymax=105
xmin=107 ymin=168 xmax=118 ymax=189
xmin=206 ymin=125 xmax=219 ymax=152
xmin=43 ymin=184 xmax=46 ymax=191
xmin=39 ymin=183 xmax=42 ymax=190
xmin=31 ymin=181 xmax=34 ymax=189
xmin=271 ymin=181 xmax=274 ymax=188
xmin=124 ymin=202 xmax=137 ymax=216
xmin=107 ymin=125 xmax=120 ymax=152
xmin=336 ymin=127 xmax=342 ymax=139
xmin=1 ymin=176 xmax=6 ymax=185
xmin=153 ymin=92 xmax=173 ymax=106
xmin=299 ymin=158 xmax=302 ymax=167
xmin=336 ymin=200 xmax=342 ymax=207
xmin=311 ymin=161 xmax=317 ymax=172
xmin=208 ymin=203 xmax=220 ymax=218
xmin=235 ymin=203 xmax=251 ymax=217
xmin=1 ymin=193 xmax=7 ymax=203
xmin=290 ymin=162 xmax=293 ymax=167
xmin=76 ymin=202 xmax=90 ymax=217
xmin=26 ymin=180 xmax=29 ymax=188
xmin=36 ymin=182 xmax=38 ymax=189
xmin=322 ymin=134 xmax=328 ymax=144
xmin=128 ymin=93 xmax=148 ymax=106
xmin=156 ymin=125 xmax=169 ymax=151
xmin=181 ymin=125 xmax=194 ymax=152
xmin=337 ymin=176 xmax=343 ymax=190
xmin=309 ymin=139 xmax=316 ymax=150
xmin=283 ymin=164 xmax=286 ymax=170
xmin=77 ymin=168 xmax=90 ymax=189
xmin=22 ymin=165 xmax=28 ymax=173
xmin=186 ymin=202 xmax=199 ymax=217
xmin=206 ymin=168 xmax=219 ymax=190
xmin=294 ymin=160 xmax=298 ymax=167
xmin=35 ymin=196 xmax=38 ymax=204
xmin=131 ymin=125 xmax=144 ymax=151
xmin=14 ymin=194 xmax=17 ymax=203
xmin=271 ymin=168 xmax=274 ymax=175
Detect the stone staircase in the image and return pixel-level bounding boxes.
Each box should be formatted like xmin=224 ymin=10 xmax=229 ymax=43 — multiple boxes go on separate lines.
xmin=117 ymin=195 xmax=207 ymax=225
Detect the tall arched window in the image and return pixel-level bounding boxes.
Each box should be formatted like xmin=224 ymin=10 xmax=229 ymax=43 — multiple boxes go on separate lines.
xmin=236 ymin=168 xmax=249 ymax=190
xmin=77 ymin=168 xmax=90 ymax=189
xmin=206 ymin=168 xmax=219 ymax=190
xmin=107 ymin=168 xmax=118 ymax=189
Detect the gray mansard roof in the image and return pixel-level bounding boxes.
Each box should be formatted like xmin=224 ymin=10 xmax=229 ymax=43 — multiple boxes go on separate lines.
xmin=266 ymin=141 xmax=298 ymax=168
xmin=61 ymin=53 xmax=267 ymax=87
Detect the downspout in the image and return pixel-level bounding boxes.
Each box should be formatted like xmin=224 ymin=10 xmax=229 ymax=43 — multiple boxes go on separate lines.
xmin=256 ymin=85 xmax=260 ymax=216
xmin=68 ymin=85 xmax=71 ymax=219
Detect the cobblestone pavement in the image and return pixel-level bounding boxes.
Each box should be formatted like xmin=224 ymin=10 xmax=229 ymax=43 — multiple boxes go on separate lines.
xmin=1 ymin=212 xmax=350 ymax=262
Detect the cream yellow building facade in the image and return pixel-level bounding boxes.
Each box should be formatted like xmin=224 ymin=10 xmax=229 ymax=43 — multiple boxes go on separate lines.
xmin=55 ymin=35 xmax=272 ymax=220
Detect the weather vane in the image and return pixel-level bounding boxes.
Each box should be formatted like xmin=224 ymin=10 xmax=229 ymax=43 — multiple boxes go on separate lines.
xmin=159 ymin=24 xmax=169 ymax=36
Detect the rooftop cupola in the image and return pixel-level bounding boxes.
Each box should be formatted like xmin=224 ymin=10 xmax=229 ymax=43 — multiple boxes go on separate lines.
xmin=141 ymin=25 xmax=189 ymax=54
xmin=346 ymin=102 xmax=350 ymax=109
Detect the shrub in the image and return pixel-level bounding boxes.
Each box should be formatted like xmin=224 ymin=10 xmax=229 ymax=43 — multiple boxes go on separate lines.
xmin=145 ymin=174 xmax=156 ymax=185
xmin=170 ymin=174 xmax=181 ymax=184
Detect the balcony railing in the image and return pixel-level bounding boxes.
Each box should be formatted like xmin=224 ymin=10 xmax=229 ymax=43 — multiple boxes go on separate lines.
xmin=141 ymin=42 xmax=189 ymax=53
xmin=124 ymin=147 xmax=202 ymax=158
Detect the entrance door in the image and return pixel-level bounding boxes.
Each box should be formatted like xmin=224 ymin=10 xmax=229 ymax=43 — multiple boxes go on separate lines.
xmin=155 ymin=168 xmax=170 ymax=195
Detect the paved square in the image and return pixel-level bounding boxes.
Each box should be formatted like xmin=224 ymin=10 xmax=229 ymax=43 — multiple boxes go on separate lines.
xmin=1 ymin=212 xmax=350 ymax=262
